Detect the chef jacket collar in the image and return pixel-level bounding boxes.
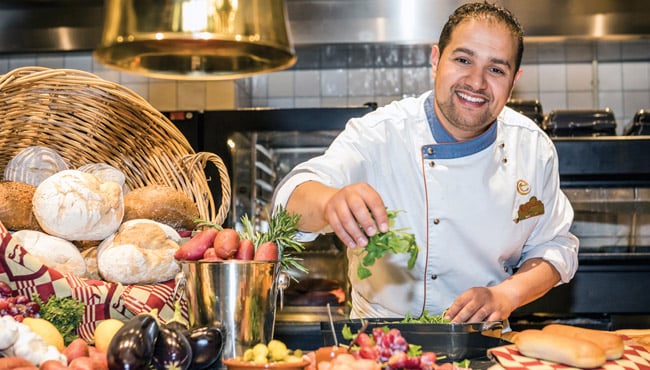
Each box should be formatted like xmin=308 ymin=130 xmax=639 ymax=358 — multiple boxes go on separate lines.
xmin=423 ymin=92 xmax=497 ymax=159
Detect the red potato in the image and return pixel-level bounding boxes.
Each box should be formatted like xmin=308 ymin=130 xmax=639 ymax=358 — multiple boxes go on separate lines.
xmin=0 ymin=356 xmax=36 ymax=370
xmin=254 ymin=241 xmax=279 ymax=261
xmin=202 ymin=247 xmax=223 ymax=261
xmin=0 ymin=357 xmax=35 ymax=370
xmin=68 ymin=356 xmax=97 ymax=370
xmin=88 ymin=346 xmax=108 ymax=370
xmin=213 ymin=228 xmax=240 ymax=259
xmin=235 ymin=239 xmax=255 ymax=260
xmin=63 ymin=338 xmax=90 ymax=363
xmin=39 ymin=360 xmax=68 ymax=370
xmin=174 ymin=228 xmax=218 ymax=260
xmin=13 ymin=367 xmax=38 ymax=370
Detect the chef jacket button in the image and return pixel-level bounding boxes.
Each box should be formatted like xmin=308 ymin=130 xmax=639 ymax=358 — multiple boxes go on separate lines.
xmin=427 ymin=147 xmax=434 ymax=155
xmin=429 ymin=161 xmax=435 ymax=167
xmin=502 ymin=157 xmax=508 ymax=163
xmin=431 ymin=274 xmax=437 ymax=280
xmin=433 ymin=218 xmax=440 ymax=225
xmin=499 ymin=143 xmax=505 ymax=148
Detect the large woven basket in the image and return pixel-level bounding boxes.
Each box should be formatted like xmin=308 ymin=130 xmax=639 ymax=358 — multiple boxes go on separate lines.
xmin=0 ymin=66 xmax=230 ymax=225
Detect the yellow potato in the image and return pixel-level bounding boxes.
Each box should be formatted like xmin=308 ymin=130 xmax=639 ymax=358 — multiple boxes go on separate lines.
xmin=22 ymin=317 xmax=65 ymax=351
xmin=93 ymin=318 xmax=125 ymax=352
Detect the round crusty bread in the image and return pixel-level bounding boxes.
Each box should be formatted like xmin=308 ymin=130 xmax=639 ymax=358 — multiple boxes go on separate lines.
xmin=0 ymin=181 xmax=42 ymax=231
xmin=123 ymin=185 xmax=199 ymax=230
xmin=12 ymin=229 xmax=88 ymax=277
xmin=32 ymin=170 xmax=124 ymax=241
xmin=4 ymin=145 xmax=69 ymax=186
xmin=97 ymin=219 xmax=182 ymax=284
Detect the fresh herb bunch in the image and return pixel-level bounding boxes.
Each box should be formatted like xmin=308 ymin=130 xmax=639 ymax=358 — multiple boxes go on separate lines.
xmin=33 ymin=295 xmax=85 ymax=345
xmin=355 ymin=209 xmax=420 ymax=280
xmin=239 ymin=205 xmax=308 ymax=275
xmin=401 ymin=310 xmax=451 ymax=324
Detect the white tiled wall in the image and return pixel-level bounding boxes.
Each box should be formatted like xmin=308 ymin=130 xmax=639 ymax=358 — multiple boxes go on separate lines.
xmin=1 ymin=46 xmax=648 ymax=135
xmin=0 ymin=52 xmax=239 ymax=112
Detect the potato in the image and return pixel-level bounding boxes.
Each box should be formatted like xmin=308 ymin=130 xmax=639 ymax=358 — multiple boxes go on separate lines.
xmin=38 ymin=360 xmax=67 ymax=370
xmin=0 ymin=357 xmax=35 ymax=370
xmin=235 ymin=239 xmax=255 ymax=260
xmin=63 ymin=338 xmax=90 ymax=363
xmin=254 ymin=241 xmax=279 ymax=261
xmin=214 ymin=228 xmax=240 ymax=259
xmin=68 ymin=356 xmax=96 ymax=370
xmin=174 ymin=228 xmax=218 ymax=260
xmin=88 ymin=346 xmax=109 ymax=370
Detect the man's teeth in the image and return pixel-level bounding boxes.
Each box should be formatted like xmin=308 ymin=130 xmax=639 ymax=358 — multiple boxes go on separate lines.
xmin=458 ymin=92 xmax=485 ymax=103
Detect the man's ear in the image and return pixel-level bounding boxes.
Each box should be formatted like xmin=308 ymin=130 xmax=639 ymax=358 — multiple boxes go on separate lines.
xmin=430 ymin=45 xmax=441 ymax=78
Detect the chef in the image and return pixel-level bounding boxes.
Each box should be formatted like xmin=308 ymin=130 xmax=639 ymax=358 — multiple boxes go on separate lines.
xmin=272 ymin=1 xmax=578 ymax=323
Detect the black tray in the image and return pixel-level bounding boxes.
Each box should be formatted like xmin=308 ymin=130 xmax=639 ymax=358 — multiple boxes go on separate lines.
xmin=320 ymin=319 xmax=509 ymax=361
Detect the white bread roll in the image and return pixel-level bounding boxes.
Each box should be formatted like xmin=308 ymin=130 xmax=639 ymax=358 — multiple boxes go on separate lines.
xmin=514 ymin=329 xmax=607 ymax=368
xmin=97 ymin=219 xmax=181 ymax=284
xmin=77 ymin=163 xmax=129 ymax=194
xmin=542 ymin=324 xmax=624 ymax=360
xmin=12 ymin=230 xmax=88 ymax=277
xmin=32 ymin=170 xmax=124 ymax=241
xmin=4 ymin=146 xmax=69 ymax=186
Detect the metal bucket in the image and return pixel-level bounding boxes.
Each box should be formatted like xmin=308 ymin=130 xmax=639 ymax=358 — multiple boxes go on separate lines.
xmin=177 ymin=260 xmax=288 ymax=364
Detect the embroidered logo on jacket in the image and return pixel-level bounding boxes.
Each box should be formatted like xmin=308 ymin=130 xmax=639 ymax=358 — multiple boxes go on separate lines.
xmin=516 ymin=179 xmax=531 ymax=195
xmin=514 ymin=196 xmax=545 ymax=223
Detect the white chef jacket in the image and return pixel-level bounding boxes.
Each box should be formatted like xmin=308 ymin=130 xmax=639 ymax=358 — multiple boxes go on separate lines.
xmin=272 ymin=91 xmax=579 ymax=319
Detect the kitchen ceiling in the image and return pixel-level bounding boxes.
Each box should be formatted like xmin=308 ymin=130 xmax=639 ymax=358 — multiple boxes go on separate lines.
xmin=0 ymin=0 xmax=649 ymax=54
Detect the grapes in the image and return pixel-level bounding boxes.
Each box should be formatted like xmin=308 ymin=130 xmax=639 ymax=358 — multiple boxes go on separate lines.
xmin=0 ymin=280 xmax=41 ymax=322
xmin=348 ymin=327 xmax=440 ymax=370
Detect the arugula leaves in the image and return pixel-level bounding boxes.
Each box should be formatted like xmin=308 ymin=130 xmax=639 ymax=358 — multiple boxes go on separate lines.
xmin=355 ymin=210 xmax=420 ymax=280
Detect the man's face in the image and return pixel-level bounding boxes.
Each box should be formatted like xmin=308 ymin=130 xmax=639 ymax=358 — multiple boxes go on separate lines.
xmin=431 ymin=18 xmax=521 ymax=141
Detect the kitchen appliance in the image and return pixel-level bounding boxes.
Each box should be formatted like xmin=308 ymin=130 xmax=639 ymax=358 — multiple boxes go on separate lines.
xmin=543 ymin=109 xmax=618 ymax=137
xmin=506 ymin=99 xmax=544 ymax=127
xmin=624 ymin=109 xmax=650 ymax=136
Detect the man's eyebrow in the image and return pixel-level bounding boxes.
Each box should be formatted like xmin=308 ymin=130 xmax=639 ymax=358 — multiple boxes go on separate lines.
xmin=451 ymin=47 xmax=513 ymax=70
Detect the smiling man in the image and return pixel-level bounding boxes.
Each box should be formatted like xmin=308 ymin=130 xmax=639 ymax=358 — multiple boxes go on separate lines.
xmin=272 ymin=2 xmax=579 ymax=323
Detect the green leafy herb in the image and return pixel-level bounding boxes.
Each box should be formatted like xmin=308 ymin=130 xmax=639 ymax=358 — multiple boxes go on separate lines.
xmin=355 ymin=209 xmax=419 ymax=280
xmin=33 ymin=295 xmax=85 ymax=345
xmin=253 ymin=205 xmax=308 ymax=275
xmin=401 ymin=310 xmax=451 ymax=324
xmin=454 ymin=359 xmax=472 ymax=368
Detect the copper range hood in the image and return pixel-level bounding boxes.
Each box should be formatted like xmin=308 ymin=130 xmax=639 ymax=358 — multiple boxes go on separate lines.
xmin=93 ymin=0 xmax=296 ymax=80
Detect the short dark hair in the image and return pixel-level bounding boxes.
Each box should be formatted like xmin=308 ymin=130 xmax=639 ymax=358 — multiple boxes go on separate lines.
xmin=437 ymin=1 xmax=525 ymax=72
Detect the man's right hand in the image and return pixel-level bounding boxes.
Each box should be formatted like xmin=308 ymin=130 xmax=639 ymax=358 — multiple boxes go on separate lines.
xmin=286 ymin=181 xmax=389 ymax=248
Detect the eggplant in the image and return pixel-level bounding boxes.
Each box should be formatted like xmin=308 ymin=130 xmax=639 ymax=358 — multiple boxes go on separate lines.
xmin=107 ymin=313 xmax=160 ymax=370
xmin=187 ymin=325 xmax=225 ymax=370
xmin=152 ymin=324 xmax=193 ymax=370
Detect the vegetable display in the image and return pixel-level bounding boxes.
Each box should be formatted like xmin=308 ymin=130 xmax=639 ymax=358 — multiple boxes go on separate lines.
xmin=355 ymin=210 xmax=420 ymax=280
xmin=32 ymin=295 xmax=85 ymax=346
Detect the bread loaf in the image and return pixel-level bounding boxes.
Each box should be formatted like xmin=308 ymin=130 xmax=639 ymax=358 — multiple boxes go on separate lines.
xmin=77 ymin=163 xmax=129 ymax=194
xmin=12 ymin=230 xmax=88 ymax=277
xmin=32 ymin=170 xmax=124 ymax=241
xmin=97 ymin=219 xmax=181 ymax=284
xmin=0 ymin=181 xmax=41 ymax=231
xmin=514 ymin=329 xmax=607 ymax=368
xmin=4 ymin=146 xmax=68 ymax=186
xmin=542 ymin=324 xmax=624 ymax=360
xmin=123 ymin=185 xmax=199 ymax=230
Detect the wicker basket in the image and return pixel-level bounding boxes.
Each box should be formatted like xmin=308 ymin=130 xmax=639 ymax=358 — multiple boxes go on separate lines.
xmin=0 ymin=66 xmax=230 ymax=225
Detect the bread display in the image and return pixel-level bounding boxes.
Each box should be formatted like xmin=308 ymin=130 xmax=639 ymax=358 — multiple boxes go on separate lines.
xmin=32 ymin=169 xmax=124 ymax=241
xmin=11 ymin=229 xmax=88 ymax=277
xmin=96 ymin=219 xmax=182 ymax=284
xmin=0 ymin=181 xmax=41 ymax=231
xmin=123 ymin=185 xmax=199 ymax=230
xmin=3 ymin=146 xmax=69 ymax=186
xmin=514 ymin=329 xmax=607 ymax=368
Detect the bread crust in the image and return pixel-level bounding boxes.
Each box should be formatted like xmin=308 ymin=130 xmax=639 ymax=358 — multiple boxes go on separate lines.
xmin=543 ymin=324 xmax=624 ymax=360
xmin=514 ymin=329 xmax=607 ymax=368
xmin=0 ymin=181 xmax=41 ymax=231
xmin=123 ymin=185 xmax=199 ymax=230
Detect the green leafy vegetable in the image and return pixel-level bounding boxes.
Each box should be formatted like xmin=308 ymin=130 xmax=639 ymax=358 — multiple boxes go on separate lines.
xmin=401 ymin=310 xmax=451 ymax=324
xmin=355 ymin=209 xmax=420 ymax=280
xmin=33 ymin=295 xmax=85 ymax=345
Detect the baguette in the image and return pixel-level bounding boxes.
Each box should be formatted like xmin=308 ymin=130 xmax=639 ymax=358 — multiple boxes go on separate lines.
xmin=543 ymin=324 xmax=624 ymax=360
xmin=514 ymin=329 xmax=607 ymax=368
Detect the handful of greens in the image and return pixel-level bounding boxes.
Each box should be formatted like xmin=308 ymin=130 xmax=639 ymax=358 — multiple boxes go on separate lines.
xmin=33 ymin=295 xmax=85 ymax=345
xmin=355 ymin=209 xmax=420 ymax=280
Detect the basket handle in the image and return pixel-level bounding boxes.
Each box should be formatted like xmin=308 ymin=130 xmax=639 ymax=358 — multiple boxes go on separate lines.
xmin=181 ymin=152 xmax=232 ymax=226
